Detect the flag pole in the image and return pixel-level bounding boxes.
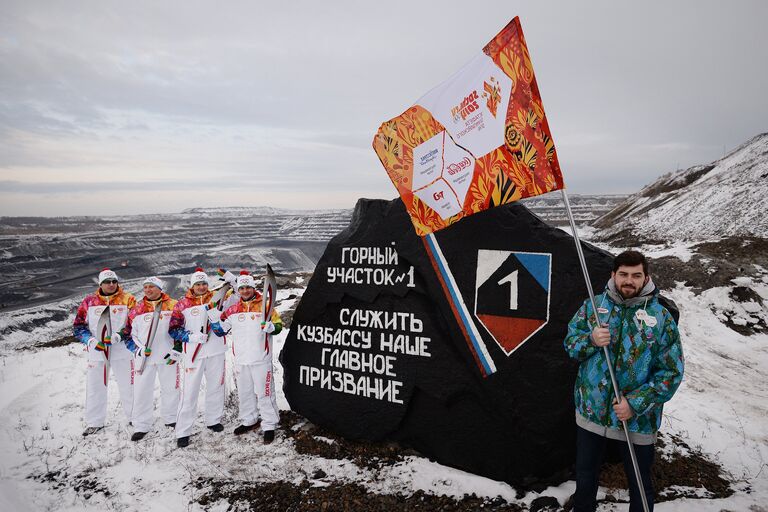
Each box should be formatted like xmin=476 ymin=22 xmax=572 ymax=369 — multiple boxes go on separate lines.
xmin=561 ymin=188 xmax=651 ymax=512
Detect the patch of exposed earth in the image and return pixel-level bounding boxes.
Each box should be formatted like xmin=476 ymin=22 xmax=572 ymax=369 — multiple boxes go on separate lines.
xmin=650 ymin=237 xmax=768 ymax=292
xmin=648 ymin=237 xmax=768 ymax=335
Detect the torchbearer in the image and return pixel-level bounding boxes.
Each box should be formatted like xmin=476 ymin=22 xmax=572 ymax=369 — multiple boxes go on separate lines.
xmin=121 ymin=277 xmax=180 ymax=441
xmin=170 ymin=267 xmax=236 ymax=448
xmin=210 ymin=270 xmax=282 ymax=443
xmin=73 ymin=268 xmax=136 ymax=436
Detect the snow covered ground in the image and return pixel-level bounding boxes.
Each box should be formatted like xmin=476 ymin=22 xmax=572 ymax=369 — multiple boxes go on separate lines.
xmin=1 ymin=262 xmax=767 ymax=510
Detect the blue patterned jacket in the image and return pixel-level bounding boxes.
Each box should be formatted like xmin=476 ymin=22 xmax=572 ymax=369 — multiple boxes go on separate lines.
xmin=564 ymin=281 xmax=684 ymax=435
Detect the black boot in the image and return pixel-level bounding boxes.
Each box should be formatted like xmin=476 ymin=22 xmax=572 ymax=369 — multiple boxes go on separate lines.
xmin=233 ymin=423 xmax=258 ymax=436
xmin=82 ymin=426 xmax=104 ymax=437
xmin=207 ymin=423 xmax=224 ymax=432
xmin=263 ymin=430 xmax=275 ymax=444
xmin=177 ymin=436 xmax=189 ymax=448
xmin=165 ymin=422 xmax=176 ymax=428
xmin=131 ymin=431 xmax=147 ymax=442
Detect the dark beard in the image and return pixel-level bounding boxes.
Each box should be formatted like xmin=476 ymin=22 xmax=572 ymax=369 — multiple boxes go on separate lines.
xmin=619 ymin=286 xmax=639 ymax=299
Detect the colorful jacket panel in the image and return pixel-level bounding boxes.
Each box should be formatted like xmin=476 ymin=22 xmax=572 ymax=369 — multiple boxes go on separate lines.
xmin=73 ymin=287 xmax=136 ymax=362
xmin=212 ymin=294 xmax=282 ymax=365
xmin=169 ymin=289 xmax=227 ymax=365
xmin=564 ymin=290 xmax=684 ymax=435
xmin=121 ymin=294 xmax=177 ymax=365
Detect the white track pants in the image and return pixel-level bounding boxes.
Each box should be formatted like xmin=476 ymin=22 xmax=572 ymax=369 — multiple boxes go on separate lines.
xmin=132 ymin=362 xmax=180 ymax=432
xmin=235 ymin=362 xmax=279 ymax=430
xmin=85 ymin=358 xmax=134 ymax=428
xmin=175 ymin=354 xmax=226 ymax=438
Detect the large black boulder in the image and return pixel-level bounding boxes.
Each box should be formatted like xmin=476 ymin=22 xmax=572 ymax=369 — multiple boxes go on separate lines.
xmin=280 ymin=198 xmax=613 ymax=486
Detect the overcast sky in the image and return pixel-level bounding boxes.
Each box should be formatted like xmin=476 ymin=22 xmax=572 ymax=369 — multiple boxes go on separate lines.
xmin=1 ymin=0 xmax=766 ymax=217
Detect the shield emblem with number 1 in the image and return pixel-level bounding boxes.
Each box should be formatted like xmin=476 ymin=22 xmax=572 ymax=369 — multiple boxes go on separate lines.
xmin=474 ymin=250 xmax=551 ymax=355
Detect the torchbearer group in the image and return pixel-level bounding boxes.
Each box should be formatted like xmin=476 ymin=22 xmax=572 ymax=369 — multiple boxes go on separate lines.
xmin=73 ymin=267 xmax=282 ymax=448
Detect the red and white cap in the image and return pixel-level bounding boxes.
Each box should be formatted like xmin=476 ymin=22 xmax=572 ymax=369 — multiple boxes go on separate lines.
xmin=98 ymin=268 xmax=119 ymax=284
xmin=190 ymin=267 xmax=209 ymax=287
xmin=236 ymin=270 xmax=256 ymax=289
xmin=143 ymin=276 xmax=164 ymax=291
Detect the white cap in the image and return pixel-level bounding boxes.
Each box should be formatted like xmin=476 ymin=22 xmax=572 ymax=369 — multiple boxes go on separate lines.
xmin=142 ymin=276 xmax=164 ymax=291
xmin=98 ymin=268 xmax=118 ymax=284
xmin=190 ymin=267 xmax=209 ymax=287
xmin=236 ymin=270 xmax=256 ymax=289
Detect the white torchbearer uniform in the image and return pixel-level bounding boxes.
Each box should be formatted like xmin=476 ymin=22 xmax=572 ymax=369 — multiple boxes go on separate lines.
xmin=124 ymin=294 xmax=181 ymax=432
xmin=216 ymin=294 xmax=281 ymax=431
xmin=73 ymin=288 xmax=136 ymax=428
xmin=171 ymin=290 xmax=230 ymax=438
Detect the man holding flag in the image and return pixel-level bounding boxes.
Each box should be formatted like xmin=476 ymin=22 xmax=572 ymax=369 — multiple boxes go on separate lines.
xmin=371 ymin=16 xmax=669 ymax=511
xmin=564 ymin=251 xmax=684 ymax=511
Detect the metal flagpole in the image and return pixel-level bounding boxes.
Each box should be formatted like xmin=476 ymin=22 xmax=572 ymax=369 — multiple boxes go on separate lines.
xmin=561 ymin=188 xmax=651 ymax=512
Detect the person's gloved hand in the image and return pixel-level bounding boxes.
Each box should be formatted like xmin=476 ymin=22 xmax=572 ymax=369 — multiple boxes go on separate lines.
xmin=188 ymin=332 xmax=207 ymax=344
xmin=85 ymin=337 xmax=97 ymax=349
xmin=207 ymin=308 xmax=222 ymax=323
xmin=135 ymin=345 xmax=151 ymax=358
xmin=260 ymin=321 xmax=276 ymax=334
xmin=222 ymin=270 xmax=237 ymax=287
xmin=164 ymin=349 xmax=182 ymax=365
xmin=110 ymin=332 xmax=122 ymax=344
xmin=95 ymin=336 xmax=112 ymax=352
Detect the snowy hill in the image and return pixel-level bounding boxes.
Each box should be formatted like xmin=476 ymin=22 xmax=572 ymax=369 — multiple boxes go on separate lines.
xmin=593 ymin=133 xmax=768 ymax=242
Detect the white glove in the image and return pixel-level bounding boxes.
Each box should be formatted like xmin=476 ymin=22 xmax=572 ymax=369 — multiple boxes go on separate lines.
xmin=223 ymin=270 xmax=237 ymax=287
xmin=164 ymin=349 xmax=182 ymax=365
xmin=207 ymin=308 xmax=222 ymax=323
xmin=110 ymin=332 xmax=122 ymax=344
xmin=188 ymin=332 xmax=207 ymax=344
xmin=86 ymin=337 xmax=97 ymax=349
xmin=261 ymin=321 xmax=276 ymax=334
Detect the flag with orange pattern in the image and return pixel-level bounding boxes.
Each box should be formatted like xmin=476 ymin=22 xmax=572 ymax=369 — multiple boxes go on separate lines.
xmin=372 ymin=17 xmax=564 ymax=236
